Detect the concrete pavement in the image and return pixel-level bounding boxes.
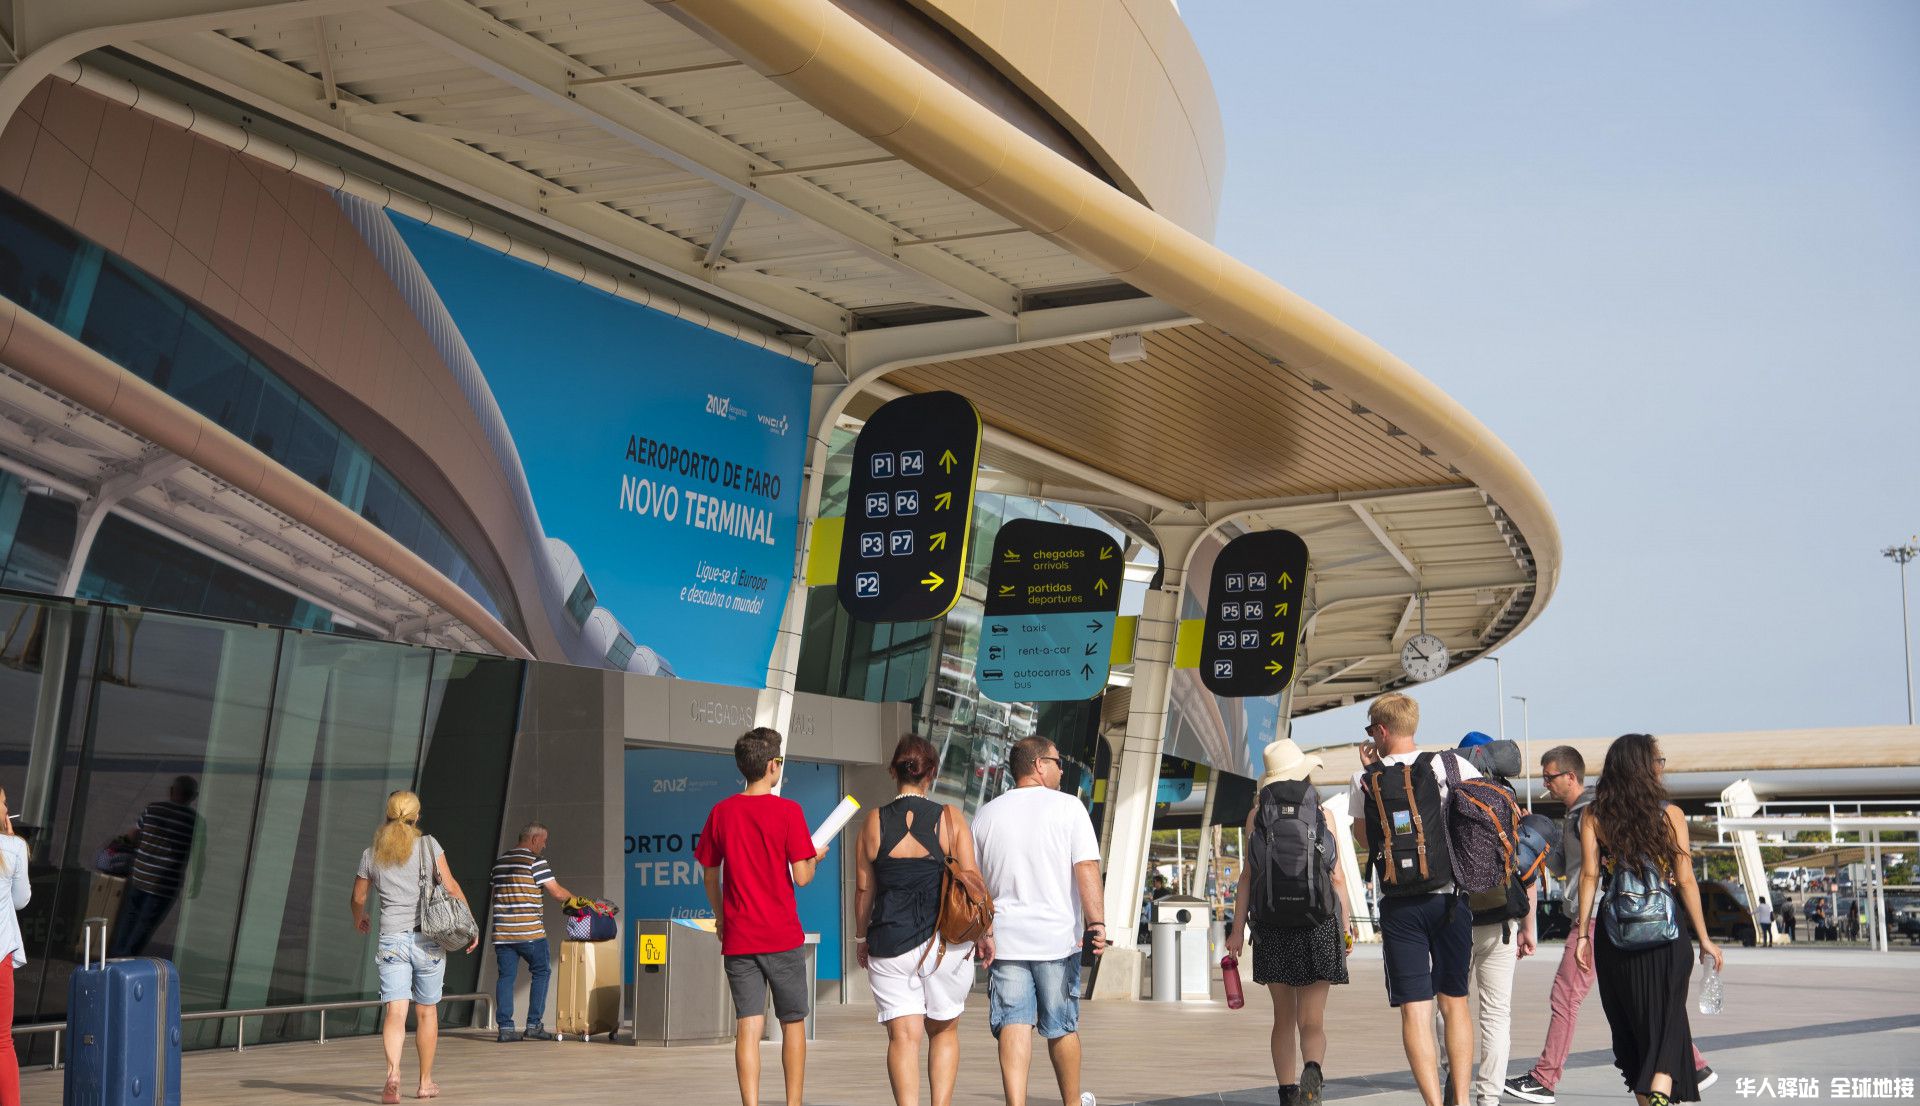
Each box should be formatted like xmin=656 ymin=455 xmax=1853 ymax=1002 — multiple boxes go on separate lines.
xmin=21 ymin=944 xmax=1918 ymax=1105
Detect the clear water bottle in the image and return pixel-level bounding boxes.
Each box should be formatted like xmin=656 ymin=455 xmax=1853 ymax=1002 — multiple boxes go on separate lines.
xmin=1696 ymin=955 xmax=1723 ymax=1015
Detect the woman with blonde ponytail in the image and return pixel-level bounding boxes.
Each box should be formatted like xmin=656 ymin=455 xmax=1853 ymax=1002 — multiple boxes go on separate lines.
xmin=0 ymin=786 xmax=29 ymax=1106
xmin=352 ymin=791 xmax=475 ymax=1103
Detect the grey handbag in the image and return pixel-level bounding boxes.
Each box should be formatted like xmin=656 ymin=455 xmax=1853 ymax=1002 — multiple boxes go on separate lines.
xmin=415 ymin=836 xmax=478 ymax=952
xmin=1599 ymin=861 xmax=1681 ymax=951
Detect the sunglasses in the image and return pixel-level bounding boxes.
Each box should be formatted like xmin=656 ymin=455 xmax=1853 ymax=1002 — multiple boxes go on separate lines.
xmin=1540 ymin=770 xmax=1573 ymax=783
xmin=1037 ymin=756 xmax=1062 ymax=767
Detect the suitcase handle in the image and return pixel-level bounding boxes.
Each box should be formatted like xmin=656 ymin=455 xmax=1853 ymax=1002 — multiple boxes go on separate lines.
xmin=82 ymin=915 xmax=108 ymax=970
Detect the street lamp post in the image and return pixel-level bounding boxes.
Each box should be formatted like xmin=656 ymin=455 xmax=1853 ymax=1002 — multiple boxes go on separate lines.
xmin=1885 ymin=541 xmax=1918 ymax=726
xmin=1510 ymin=695 xmax=1532 ymax=812
xmin=1491 ymin=656 xmax=1505 ymax=745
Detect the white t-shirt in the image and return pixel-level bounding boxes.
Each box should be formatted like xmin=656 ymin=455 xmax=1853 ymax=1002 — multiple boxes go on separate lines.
xmin=1348 ymin=749 xmax=1481 ymax=896
xmin=972 ymin=786 xmax=1101 ymax=961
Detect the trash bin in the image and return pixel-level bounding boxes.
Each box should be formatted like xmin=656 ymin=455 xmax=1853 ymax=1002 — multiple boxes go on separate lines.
xmin=1149 ymin=895 xmax=1212 ymax=1003
xmin=629 ymin=919 xmax=732 ymax=1046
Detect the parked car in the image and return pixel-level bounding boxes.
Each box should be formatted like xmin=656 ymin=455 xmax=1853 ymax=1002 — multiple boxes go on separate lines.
xmin=1536 ymin=897 xmax=1573 ymax=941
xmin=1894 ymin=906 xmax=1920 ymax=945
xmin=1699 ymin=880 xmax=1757 ymax=946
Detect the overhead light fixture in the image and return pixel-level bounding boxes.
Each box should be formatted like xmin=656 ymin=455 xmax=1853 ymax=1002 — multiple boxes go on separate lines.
xmin=1108 ymin=332 xmax=1146 ymax=364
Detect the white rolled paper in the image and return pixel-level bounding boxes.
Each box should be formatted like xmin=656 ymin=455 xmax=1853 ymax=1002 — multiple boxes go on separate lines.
xmin=811 ymin=795 xmax=861 ymax=853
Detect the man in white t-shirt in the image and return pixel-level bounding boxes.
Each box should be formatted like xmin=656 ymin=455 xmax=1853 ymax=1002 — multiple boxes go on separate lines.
xmin=974 ymin=737 xmax=1105 ymax=1106
xmin=1348 ymin=693 xmax=1480 ymax=1106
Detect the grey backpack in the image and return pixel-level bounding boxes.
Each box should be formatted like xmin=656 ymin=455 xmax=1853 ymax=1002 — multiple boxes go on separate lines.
xmin=1248 ymin=781 xmax=1335 ymax=928
xmin=1601 ymin=861 xmax=1680 ymax=950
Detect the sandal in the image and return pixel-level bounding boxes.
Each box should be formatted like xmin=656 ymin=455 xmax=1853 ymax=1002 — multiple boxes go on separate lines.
xmin=381 ymin=1077 xmax=401 ymax=1105
xmin=417 ymin=1082 xmax=441 ymax=1100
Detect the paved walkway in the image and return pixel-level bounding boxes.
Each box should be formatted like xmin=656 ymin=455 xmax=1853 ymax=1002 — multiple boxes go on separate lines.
xmin=24 ymin=946 xmax=1919 ymax=1105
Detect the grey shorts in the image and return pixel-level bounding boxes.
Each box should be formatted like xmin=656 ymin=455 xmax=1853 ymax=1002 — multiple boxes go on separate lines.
xmin=725 ymin=947 xmax=810 ymax=1023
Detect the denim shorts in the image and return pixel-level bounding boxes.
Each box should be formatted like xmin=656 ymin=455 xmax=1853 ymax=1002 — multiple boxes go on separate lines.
xmin=377 ymin=932 xmax=447 ymax=1005
xmin=988 ymin=954 xmax=1080 ymax=1039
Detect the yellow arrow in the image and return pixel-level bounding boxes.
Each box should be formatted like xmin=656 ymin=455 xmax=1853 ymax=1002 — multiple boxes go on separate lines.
xmin=1093 ymin=578 xmax=1110 ymax=595
xmin=998 ymin=584 xmax=1015 ymax=596
xmin=1269 ymin=630 xmax=1285 ymax=647
xmin=1277 ymin=571 xmax=1294 ymax=588
xmin=929 ymin=531 xmax=948 ymax=551
xmin=1265 ymin=660 xmax=1284 ymax=675
xmin=939 ymin=449 xmax=958 ymax=473
xmin=1274 ymin=601 xmax=1289 ymax=616
xmin=921 ymin=571 xmax=945 ymax=591
xmin=1099 ymin=546 xmax=1114 ymax=560
xmin=934 ymin=491 xmax=952 ymax=511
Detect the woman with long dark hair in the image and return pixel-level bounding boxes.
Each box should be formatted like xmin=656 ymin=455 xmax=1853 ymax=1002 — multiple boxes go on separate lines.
xmin=853 ymin=736 xmax=984 ymax=1106
xmin=1574 ymin=735 xmax=1724 ymax=1106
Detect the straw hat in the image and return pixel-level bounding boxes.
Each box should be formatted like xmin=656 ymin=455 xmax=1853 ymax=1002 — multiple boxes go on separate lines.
xmin=1257 ymin=738 xmax=1323 ymax=790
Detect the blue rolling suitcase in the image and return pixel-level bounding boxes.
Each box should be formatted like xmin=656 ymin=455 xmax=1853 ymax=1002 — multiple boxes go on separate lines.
xmin=66 ymin=918 xmax=182 ymax=1106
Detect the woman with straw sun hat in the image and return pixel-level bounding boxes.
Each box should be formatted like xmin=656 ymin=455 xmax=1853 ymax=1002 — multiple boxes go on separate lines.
xmin=1227 ymin=739 xmax=1355 ymax=1106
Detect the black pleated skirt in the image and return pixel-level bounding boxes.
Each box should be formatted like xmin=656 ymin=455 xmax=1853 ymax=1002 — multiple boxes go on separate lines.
xmin=1594 ymin=929 xmax=1701 ymax=1101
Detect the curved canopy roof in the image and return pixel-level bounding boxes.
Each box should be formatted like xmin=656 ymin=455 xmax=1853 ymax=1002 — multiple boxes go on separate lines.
xmin=1 ymin=0 xmax=1561 ymax=703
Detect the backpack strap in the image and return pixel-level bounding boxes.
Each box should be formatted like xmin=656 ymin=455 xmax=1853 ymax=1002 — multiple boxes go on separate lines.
xmin=1407 ymin=755 xmax=1433 ymax=881
xmin=1437 ymin=749 xmax=1463 ymax=788
xmin=1365 ymin=765 xmax=1397 ymax=886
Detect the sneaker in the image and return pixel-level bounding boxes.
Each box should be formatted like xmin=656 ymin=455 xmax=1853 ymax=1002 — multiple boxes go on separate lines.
xmin=1081 ymin=1094 xmax=1097 ymax=1106
xmin=1697 ymin=1067 xmax=1718 ymax=1092
xmin=1278 ymin=1084 xmax=1299 ymax=1106
xmin=522 ymin=1025 xmax=554 ymax=1041
xmin=1300 ymin=1062 xmax=1325 ymax=1106
xmin=495 ymin=1027 xmax=521 ymax=1043
xmin=1505 ymin=1075 xmax=1555 ymax=1104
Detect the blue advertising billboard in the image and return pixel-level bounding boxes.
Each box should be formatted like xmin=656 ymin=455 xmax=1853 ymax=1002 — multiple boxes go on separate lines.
xmin=383 ymin=213 xmax=810 ymax=688
xmin=622 ymin=748 xmax=843 ymax=984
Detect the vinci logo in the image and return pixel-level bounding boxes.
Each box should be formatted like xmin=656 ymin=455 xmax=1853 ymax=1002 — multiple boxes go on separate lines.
xmin=757 ymin=412 xmax=790 ymax=437
xmin=652 ymin=777 xmax=689 ymax=793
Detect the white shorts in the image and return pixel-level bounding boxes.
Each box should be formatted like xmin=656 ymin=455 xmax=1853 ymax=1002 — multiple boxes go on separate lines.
xmin=867 ymin=939 xmax=974 ymax=1023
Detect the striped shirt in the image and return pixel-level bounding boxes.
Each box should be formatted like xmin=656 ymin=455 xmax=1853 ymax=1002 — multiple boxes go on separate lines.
xmin=489 ymin=848 xmax=555 ymax=943
xmin=130 ymin=800 xmax=199 ymax=897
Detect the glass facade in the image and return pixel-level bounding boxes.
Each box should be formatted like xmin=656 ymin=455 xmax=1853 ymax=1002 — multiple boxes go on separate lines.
xmin=0 ymin=190 xmax=508 ymax=627
xmin=0 ymin=590 xmax=521 ymax=1060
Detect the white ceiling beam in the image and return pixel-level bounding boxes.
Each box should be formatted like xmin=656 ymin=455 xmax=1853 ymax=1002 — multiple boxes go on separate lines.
xmin=704 ymin=194 xmax=746 ymax=267
xmin=380 ymin=0 xmax=1023 ymax=320
xmin=566 ymin=59 xmax=740 ymax=87
xmin=1350 ymin=500 xmax=1421 ymax=579
xmin=128 ymin=35 xmax=849 ymax=336
xmin=1392 ymin=594 xmax=1419 ymax=639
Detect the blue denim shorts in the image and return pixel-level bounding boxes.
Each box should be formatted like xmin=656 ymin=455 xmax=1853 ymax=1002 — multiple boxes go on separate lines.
xmin=988 ymin=954 xmax=1080 ymax=1039
xmin=377 ymin=932 xmax=447 ymax=1005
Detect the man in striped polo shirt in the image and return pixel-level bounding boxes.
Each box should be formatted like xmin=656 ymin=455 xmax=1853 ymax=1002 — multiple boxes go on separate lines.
xmin=491 ymin=823 xmax=576 ymax=1042
xmin=110 ymin=775 xmax=204 ymax=957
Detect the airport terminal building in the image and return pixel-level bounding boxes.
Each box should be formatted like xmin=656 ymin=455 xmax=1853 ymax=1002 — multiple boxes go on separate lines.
xmin=0 ymin=0 xmax=1558 ymax=1050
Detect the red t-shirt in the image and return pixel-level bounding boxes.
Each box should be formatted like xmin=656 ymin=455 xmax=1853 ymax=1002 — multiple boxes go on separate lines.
xmin=694 ymin=793 xmax=817 ymax=956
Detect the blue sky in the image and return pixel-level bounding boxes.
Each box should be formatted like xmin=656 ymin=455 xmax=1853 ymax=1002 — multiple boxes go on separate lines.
xmin=1180 ymin=2 xmax=1920 ymax=750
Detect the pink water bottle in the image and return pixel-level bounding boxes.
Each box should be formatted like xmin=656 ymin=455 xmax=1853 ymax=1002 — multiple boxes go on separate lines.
xmin=1221 ymin=955 xmax=1245 ymax=1009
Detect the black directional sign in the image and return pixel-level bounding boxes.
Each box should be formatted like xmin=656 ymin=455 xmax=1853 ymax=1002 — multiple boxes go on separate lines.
xmin=1199 ymin=529 xmax=1308 ymax=697
xmin=836 ymin=391 xmax=981 ymax=622
xmin=977 ymin=520 xmax=1123 ymax=702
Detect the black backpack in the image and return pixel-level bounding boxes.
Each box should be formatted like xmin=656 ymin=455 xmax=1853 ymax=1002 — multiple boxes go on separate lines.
xmin=1362 ymin=752 xmax=1454 ymax=897
xmin=1248 ymin=780 xmax=1335 ymax=928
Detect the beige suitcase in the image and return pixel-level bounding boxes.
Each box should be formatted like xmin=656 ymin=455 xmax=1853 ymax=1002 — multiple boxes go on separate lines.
xmin=555 ymin=940 xmax=622 ymax=1041
xmin=70 ymin=873 xmax=126 ymax=958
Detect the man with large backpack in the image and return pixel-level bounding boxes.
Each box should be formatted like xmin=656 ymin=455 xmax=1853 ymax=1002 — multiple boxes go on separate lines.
xmin=1349 ymin=694 xmax=1482 ymax=1106
xmin=1437 ymin=732 xmax=1541 ymax=1106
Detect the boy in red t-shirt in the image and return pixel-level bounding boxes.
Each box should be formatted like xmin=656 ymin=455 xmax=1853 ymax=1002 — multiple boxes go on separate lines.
xmin=696 ymin=727 xmax=825 ymax=1106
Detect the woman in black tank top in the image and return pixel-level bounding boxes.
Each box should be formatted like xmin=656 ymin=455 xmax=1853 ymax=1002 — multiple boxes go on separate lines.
xmin=854 ymin=736 xmax=985 ymax=1106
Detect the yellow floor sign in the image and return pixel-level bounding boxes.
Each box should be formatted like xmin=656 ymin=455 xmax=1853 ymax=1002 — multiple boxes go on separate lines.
xmin=639 ymin=934 xmax=666 ymax=965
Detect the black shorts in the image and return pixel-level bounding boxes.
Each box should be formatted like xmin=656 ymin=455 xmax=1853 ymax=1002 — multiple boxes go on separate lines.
xmin=1378 ymin=894 xmax=1473 ymax=1007
xmin=725 ymin=947 xmax=810 ymax=1023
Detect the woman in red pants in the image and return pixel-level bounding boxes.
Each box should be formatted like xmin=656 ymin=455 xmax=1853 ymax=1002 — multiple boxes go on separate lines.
xmin=0 ymin=785 xmax=30 ymax=1106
